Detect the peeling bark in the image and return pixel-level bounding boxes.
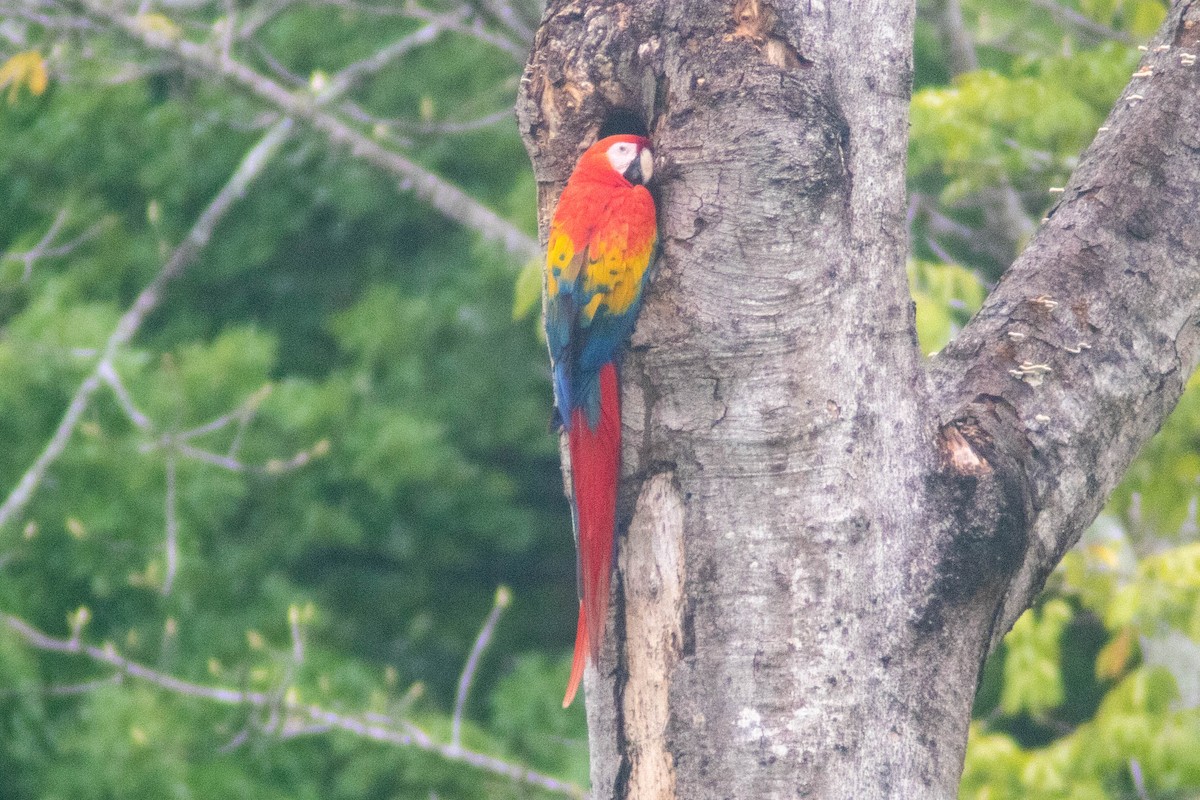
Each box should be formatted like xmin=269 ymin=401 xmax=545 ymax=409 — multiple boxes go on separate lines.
xmin=518 ymin=1 xmax=1200 ymax=798
xmin=618 ymin=472 xmax=685 ymax=799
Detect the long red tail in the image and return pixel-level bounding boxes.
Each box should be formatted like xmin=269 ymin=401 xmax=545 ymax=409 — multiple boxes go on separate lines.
xmin=562 ymin=362 xmax=620 ymax=708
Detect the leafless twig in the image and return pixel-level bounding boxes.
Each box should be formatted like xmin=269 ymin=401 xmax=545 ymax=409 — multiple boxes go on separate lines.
xmin=451 ymin=585 xmax=511 ymax=748
xmin=288 ymin=605 xmax=305 ymax=664
xmin=236 ymin=0 xmax=292 ymax=41
xmin=398 ymin=1 xmax=526 ymax=61
xmin=1130 ymin=758 xmax=1150 ymax=800
xmin=924 ymin=234 xmax=957 ymax=267
xmin=173 ymin=384 xmax=271 ymax=443
xmin=0 ymin=2 xmax=104 ymax=32
xmin=0 ymin=118 xmax=294 ymax=533
xmin=416 ymin=108 xmax=513 ymax=134
xmin=924 ymin=1 xmax=1035 ymax=264
xmin=163 ymin=450 xmax=180 ymax=594
xmin=0 ymin=612 xmax=585 ymax=798
xmin=474 ymin=0 xmax=534 ymax=46
xmin=98 ymin=360 xmax=152 ymax=431
xmin=321 ymin=22 xmax=443 ymax=97
xmin=219 ymin=0 xmax=235 ymax=62
xmin=251 ymin=39 xmax=307 ymax=87
xmin=1027 ymin=0 xmax=1136 ymax=45
xmin=0 ymin=673 xmax=125 ymax=698
xmin=149 ymin=436 xmax=329 ymax=476
xmin=79 ymin=0 xmax=539 ymax=262
xmin=6 ymin=208 xmax=108 ymax=282
xmin=291 ymin=0 xmax=528 ymax=60
xmin=344 ymin=105 xmax=513 ymax=137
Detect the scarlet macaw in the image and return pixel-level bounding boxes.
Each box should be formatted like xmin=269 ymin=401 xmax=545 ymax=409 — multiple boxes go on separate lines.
xmin=545 ymin=134 xmax=657 ymax=707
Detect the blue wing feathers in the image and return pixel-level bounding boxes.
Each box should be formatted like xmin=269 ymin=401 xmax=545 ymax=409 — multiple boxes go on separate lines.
xmin=546 ymin=191 xmax=655 ymax=434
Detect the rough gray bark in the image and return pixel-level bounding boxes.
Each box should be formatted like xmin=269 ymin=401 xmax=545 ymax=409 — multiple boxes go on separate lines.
xmin=517 ymin=2 xmax=1200 ymax=798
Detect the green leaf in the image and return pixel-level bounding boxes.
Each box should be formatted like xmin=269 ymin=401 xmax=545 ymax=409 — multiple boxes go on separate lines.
xmin=512 ymin=259 xmax=542 ymax=320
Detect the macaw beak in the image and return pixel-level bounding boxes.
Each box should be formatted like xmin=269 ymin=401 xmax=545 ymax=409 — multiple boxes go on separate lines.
xmin=624 ymin=147 xmax=654 ymax=185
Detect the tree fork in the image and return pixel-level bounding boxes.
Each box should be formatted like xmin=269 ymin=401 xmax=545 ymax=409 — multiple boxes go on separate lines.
xmin=519 ymin=1 xmax=1200 ymax=798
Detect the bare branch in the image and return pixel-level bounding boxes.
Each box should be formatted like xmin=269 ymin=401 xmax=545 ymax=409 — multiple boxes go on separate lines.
xmin=79 ymin=0 xmax=539 ymax=262
xmin=474 ymin=0 xmax=535 ymax=46
xmin=417 ymin=107 xmax=513 ymax=134
xmin=251 ymin=39 xmax=308 ymax=87
xmin=321 ymin=22 xmax=443 ymax=97
xmin=288 ymin=605 xmax=305 ymax=664
xmin=46 ymin=675 xmax=126 ymax=695
xmin=296 ymin=0 xmax=528 ymax=60
xmin=11 ymin=208 xmax=65 ymax=281
xmin=163 ymin=450 xmax=180 ymax=595
xmin=344 ymin=105 xmax=513 ymax=137
xmin=398 ymin=1 xmax=527 ymax=61
xmin=0 ymin=2 xmax=104 ymax=32
xmin=153 ymin=437 xmax=329 ymax=475
xmin=1130 ymin=759 xmax=1151 ymax=800
xmin=1027 ymin=0 xmax=1137 ymax=45
xmin=98 ymin=360 xmax=153 ymax=431
xmin=236 ymin=0 xmax=292 ymax=40
xmin=219 ymin=0 xmax=235 ymax=62
xmin=0 ymin=613 xmax=585 ymax=798
xmin=923 ymin=234 xmax=957 ymax=267
xmin=0 ymin=674 xmax=125 ymax=698
xmin=172 ymin=441 xmax=246 ymax=471
xmin=451 ymin=585 xmax=510 ymax=748
xmin=0 ymin=118 xmax=294 ymax=533
xmin=174 ymin=384 xmax=271 ymax=442
xmin=6 ymin=208 xmax=108 ymax=283
xmin=925 ymin=0 xmax=1036 ymax=263
xmin=930 ymin=0 xmax=977 ymax=74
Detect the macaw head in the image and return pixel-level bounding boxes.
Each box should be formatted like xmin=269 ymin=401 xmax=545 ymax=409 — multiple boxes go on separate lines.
xmin=602 ymin=135 xmax=654 ymax=185
xmin=577 ymin=134 xmax=654 ymax=187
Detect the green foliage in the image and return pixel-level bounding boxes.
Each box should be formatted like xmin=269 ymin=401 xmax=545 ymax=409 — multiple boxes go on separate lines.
xmin=1 ymin=0 xmax=1196 ymax=797
xmin=512 ymin=259 xmax=544 ymax=321
xmin=489 ymin=654 xmax=589 ymax=781
xmin=0 ymin=2 xmax=580 ymax=798
xmin=1001 ymin=600 xmax=1073 ymax=717
xmin=908 ymin=259 xmax=986 ymax=354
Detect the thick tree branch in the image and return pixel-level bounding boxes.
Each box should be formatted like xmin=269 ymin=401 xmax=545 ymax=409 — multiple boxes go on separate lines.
xmin=76 ymin=0 xmax=539 ymax=262
xmin=0 ymin=612 xmax=583 ymax=798
xmin=0 ymin=118 xmax=294 ymax=533
xmin=932 ymin=1 xmax=1200 ymax=646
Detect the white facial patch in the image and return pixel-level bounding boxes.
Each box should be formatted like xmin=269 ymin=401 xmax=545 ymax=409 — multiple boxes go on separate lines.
xmin=605 ymin=141 xmax=638 ymax=175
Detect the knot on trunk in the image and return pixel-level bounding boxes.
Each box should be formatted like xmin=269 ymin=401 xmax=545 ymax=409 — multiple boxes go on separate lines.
xmin=913 ymin=398 xmax=1033 ymax=632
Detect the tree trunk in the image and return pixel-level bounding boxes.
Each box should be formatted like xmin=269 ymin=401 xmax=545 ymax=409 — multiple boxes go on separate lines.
xmin=516 ymin=2 xmax=1200 ymax=798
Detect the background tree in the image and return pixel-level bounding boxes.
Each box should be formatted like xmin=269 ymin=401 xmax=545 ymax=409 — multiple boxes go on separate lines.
xmin=0 ymin=0 xmax=1197 ymax=799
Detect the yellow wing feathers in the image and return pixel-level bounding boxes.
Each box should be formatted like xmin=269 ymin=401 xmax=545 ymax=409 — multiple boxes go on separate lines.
xmin=545 ymin=228 xmax=579 ymax=298
xmin=582 ymin=222 xmax=654 ymax=320
xmin=547 ymin=220 xmax=653 ymax=324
